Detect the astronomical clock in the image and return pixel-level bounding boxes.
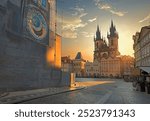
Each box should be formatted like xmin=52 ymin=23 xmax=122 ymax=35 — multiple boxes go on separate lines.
xmin=23 ymin=0 xmax=50 ymax=46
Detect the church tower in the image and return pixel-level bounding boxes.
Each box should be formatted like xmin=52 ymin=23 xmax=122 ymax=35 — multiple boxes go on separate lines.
xmin=94 ymin=25 xmax=108 ymax=61
xmin=107 ymin=20 xmax=120 ymax=57
xmin=94 ymin=25 xmax=102 ymax=61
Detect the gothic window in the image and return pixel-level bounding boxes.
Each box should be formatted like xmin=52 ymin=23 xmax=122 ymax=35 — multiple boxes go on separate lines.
xmin=96 ymin=42 xmax=98 ymax=48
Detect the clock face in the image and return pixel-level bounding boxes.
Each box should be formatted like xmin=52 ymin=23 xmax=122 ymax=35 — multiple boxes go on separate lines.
xmin=26 ymin=7 xmax=48 ymax=40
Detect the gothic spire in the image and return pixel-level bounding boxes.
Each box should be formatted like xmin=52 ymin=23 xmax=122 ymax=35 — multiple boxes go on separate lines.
xmin=96 ymin=25 xmax=101 ymax=40
xmin=110 ymin=20 xmax=114 ymax=31
xmin=110 ymin=20 xmax=117 ymax=37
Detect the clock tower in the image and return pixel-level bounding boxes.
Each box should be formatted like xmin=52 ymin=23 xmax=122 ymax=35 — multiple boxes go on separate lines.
xmin=107 ymin=20 xmax=120 ymax=57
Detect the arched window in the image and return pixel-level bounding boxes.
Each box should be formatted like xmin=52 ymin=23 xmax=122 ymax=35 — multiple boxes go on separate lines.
xmin=96 ymin=42 xmax=98 ymax=48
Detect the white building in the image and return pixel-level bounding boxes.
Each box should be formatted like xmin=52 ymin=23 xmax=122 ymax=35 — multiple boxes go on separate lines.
xmin=85 ymin=61 xmax=100 ymax=77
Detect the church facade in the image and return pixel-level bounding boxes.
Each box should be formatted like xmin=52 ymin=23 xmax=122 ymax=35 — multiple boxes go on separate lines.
xmin=94 ymin=20 xmax=120 ymax=61
xmin=93 ymin=21 xmax=122 ymax=77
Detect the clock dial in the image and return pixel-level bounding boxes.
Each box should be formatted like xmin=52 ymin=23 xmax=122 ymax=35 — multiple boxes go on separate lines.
xmin=27 ymin=7 xmax=48 ymax=40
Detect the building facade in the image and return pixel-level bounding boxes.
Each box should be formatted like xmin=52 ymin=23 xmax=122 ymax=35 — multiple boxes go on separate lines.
xmin=85 ymin=61 xmax=100 ymax=78
xmin=93 ymin=21 xmax=122 ymax=77
xmin=94 ymin=20 xmax=120 ymax=62
xmin=133 ymin=32 xmax=141 ymax=67
xmin=133 ymin=26 xmax=150 ymax=67
xmin=0 ymin=0 xmax=71 ymax=91
xmin=61 ymin=56 xmax=73 ymax=72
xmin=132 ymin=25 xmax=150 ymax=93
xmin=61 ymin=52 xmax=86 ymax=77
xmin=100 ymin=57 xmax=121 ymax=77
xmin=72 ymin=52 xmax=86 ymax=77
xmin=120 ymin=55 xmax=134 ymax=80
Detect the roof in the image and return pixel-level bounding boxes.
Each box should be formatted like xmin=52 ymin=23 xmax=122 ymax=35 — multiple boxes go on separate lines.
xmin=75 ymin=52 xmax=82 ymax=60
xmin=61 ymin=56 xmax=72 ymax=63
xmin=139 ymin=67 xmax=150 ymax=73
xmin=139 ymin=25 xmax=150 ymax=40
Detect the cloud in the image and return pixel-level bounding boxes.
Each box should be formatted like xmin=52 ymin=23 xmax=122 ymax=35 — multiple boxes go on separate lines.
xmin=88 ymin=17 xmax=97 ymax=22
xmin=57 ymin=6 xmax=88 ymax=39
xmin=81 ymin=31 xmax=94 ymax=38
xmin=61 ymin=17 xmax=87 ymax=38
xmin=71 ymin=6 xmax=88 ymax=18
xmin=79 ymin=13 xmax=88 ymax=18
xmin=110 ymin=10 xmax=127 ymax=17
xmin=100 ymin=4 xmax=111 ymax=10
xmin=62 ymin=30 xmax=77 ymax=39
xmin=73 ymin=6 xmax=85 ymax=13
xmin=94 ymin=0 xmax=127 ymax=17
xmin=139 ymin=13 xmax=150 ymax=23
xmin=62 ymin=22 xmax=87 ymax=31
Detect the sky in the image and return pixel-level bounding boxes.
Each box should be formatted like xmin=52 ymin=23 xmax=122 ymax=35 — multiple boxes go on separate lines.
xmin=57 ymin=0 xmax=150 ymax=62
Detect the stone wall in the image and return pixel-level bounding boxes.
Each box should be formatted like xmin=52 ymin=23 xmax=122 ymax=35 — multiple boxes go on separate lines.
xmin=0 ymin=31 xmax=66 ymax=91
xmin=0 ymin=0 xmax=70 ymax=92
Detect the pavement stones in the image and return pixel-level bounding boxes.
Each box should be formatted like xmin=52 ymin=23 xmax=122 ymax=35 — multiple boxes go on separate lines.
xmin=0 ymin=86 xmax=84 ymax=104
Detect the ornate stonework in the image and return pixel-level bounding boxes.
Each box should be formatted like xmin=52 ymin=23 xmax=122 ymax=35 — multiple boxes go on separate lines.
xmin=22 ymin=0 xmax=50 ymax=45
xmin=94 ymin=20 xmax=120 ymax=62
xmin=26 ymin=6 xmax=48 ymax=40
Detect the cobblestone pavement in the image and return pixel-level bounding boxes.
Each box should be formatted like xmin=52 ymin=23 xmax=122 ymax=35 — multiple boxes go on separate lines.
xmin=0 ymin=87 xmax=84 ymax=104
xmin=21 ymin=78 xmax=150 ymax=104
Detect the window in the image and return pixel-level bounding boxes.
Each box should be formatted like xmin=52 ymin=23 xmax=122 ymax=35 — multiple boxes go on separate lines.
xmin=97 ymin=42 xmax=98 ymax=48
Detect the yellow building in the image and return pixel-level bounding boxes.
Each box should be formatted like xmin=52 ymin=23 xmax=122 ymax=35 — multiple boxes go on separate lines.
xmin=55 ymin=34 xmax=61 ymax=68
xmin=46 ymin=33 xmax=61 ymax=68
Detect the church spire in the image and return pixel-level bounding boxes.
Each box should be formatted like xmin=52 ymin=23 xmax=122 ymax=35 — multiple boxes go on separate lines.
xmin=110 ymin=20 xmax=117 ymax=37
xmin=111 ymin=20 xmax=114 ymax=28
xmin=96 ymin=25 xmax=101 ymax=40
